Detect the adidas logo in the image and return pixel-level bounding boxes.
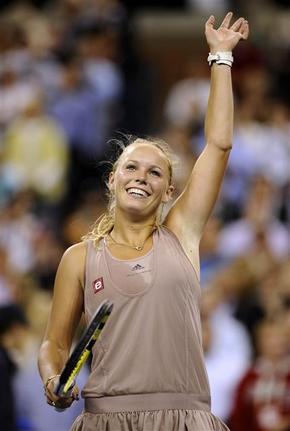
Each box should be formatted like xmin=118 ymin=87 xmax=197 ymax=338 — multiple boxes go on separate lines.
xmin=131 ymin=264 xmax=145 ymax=271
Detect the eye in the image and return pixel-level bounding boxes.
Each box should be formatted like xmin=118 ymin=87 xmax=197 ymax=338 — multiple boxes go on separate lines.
xmin=126 ymin=164 xmax=136 ymax=171
xmin=150 ymin=169 xmax=161 ymax=177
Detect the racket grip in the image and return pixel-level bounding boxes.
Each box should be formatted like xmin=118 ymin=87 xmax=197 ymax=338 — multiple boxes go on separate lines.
xmin=54 ymin=380 xmax=75 ymax=398
xmin=53 ymin=381 xmax=77 ymax=413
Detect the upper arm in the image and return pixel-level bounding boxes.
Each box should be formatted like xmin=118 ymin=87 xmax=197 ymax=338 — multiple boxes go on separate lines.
xmin=43 ymin=242 xmax=86 ymax=353
xmin=165 ymin=144 xmax=230 ymax=241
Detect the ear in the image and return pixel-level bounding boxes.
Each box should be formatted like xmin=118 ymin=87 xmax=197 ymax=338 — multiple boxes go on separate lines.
xmin=108 ymin=171 xmax=115 ymax=192
xmin=162 ymin=184 xmax=175 ymax=203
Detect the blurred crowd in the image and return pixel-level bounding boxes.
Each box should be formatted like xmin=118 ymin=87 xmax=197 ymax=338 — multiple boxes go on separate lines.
xmin=0 ymin=1 xmax=289 ymax=430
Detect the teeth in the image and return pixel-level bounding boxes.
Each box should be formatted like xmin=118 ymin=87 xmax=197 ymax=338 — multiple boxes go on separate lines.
xmin=127 ymin=188 xmax=148 ymax=197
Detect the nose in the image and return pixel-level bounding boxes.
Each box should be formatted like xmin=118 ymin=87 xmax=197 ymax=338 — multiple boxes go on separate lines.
xmin=135 ymin=169 xmax=147 ymax=184
xmin=135 ymin=177 xmax=147 ymax=185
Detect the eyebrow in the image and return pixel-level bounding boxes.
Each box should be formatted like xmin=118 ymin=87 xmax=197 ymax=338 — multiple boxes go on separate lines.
xmin=126 ymin=160 xmax=163 ymax=171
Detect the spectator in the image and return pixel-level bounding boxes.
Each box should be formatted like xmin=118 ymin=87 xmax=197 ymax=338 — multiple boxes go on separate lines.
xmin=0 ymin=191 xmax=42 ymax=275
xmin=229 ymin=319 xmax=290 ymax=431
xmin=202 ymin=294 xmax=252 ymax=421
xmin=0 ymin=303 xmax=28 ymax=431
xmin=49 ymin=42 xmax=121 ymax=211
xmin=1 ymin=92 xmax=69 ymax=206
xmin=218 ymin=175 xmax=290 ymax=260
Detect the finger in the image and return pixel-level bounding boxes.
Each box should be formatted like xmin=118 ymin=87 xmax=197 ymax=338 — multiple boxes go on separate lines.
xmin=235 ymin=21 xmax=249 ymax=41
xmin=72 ymin=386 xmax=79 ymax=401
xmin=230 ymin=17 xmax=245 ymax=32
xmin=56 ymin=399 xmax=73 ymax=409
xmin=219 ymin=11 xmax=233 ymax=28
xmin=205 ymin=15 xmax=215 ymax=30
xmin=45 ymin=386 xmax=57 ymax=400
xmin=49 ymin=396 xmax=74 ymax=409
xmin=240 ymin=21 xmax=250 ymax=39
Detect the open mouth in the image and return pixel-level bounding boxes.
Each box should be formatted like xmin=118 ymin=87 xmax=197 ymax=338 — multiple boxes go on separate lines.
xmin=126 ymin=187 xmax=150 ymax=198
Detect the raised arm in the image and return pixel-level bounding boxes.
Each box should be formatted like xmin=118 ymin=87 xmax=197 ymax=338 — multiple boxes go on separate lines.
xmin=165 ymin=13 xmax=249 ymax=268
xmin=38 ymin=242 xmax=86 ymax=408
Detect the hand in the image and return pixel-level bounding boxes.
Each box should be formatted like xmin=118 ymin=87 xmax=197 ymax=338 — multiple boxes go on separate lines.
xmin=44 ymin=375 xmax=79 ymax=410
xmin=205 ymin=12 xmax=249 ymax=54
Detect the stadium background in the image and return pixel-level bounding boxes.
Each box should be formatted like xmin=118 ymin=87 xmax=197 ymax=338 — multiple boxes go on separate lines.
xmin=0 ymin=1 xmax=289 ymax=430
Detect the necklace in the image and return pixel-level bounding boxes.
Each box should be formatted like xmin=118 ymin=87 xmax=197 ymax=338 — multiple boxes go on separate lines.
xmin=108 ymin=230 xmax=154 ymax=251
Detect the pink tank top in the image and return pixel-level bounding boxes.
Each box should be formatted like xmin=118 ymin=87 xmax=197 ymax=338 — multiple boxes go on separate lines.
xmin=82 ymin=226 xmax=211 ymax=408
xmin=103 ymin=238 xmax=154 ymax=295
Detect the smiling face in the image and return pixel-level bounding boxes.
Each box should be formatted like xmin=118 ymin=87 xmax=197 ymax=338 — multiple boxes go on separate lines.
xmin=108 ymin=141 xmax=174 ymax=221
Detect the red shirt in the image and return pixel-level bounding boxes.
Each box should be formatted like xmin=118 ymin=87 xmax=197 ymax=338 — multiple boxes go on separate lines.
xmin=229 ymin=358 xmax=290 ymax=431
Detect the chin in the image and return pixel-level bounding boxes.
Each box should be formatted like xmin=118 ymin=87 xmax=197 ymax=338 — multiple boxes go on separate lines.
xmin=126 ymin=205 xmax=149 ymax=217
xmin=123 ymin=203 xmax=157 ymax=220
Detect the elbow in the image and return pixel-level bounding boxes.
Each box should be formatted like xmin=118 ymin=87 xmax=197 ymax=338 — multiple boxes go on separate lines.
xmin=206 ymin=139 xmax=232 ymax=152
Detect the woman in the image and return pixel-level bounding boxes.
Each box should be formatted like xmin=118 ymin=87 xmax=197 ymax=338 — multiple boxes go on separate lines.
xmin=38 ymin=12 xmax=249 ymax=431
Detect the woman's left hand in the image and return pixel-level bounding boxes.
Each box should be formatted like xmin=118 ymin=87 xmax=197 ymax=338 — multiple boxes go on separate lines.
xmin=205 ymin=11 xmax=249 ymax=54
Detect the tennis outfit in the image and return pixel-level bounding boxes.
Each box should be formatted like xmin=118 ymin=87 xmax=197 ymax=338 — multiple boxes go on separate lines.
xmin=70 ymin=227 xmax=229 ymax=431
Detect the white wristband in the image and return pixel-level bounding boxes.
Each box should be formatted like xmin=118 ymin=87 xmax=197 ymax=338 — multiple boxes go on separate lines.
xmin=207 ymin=51 xmax=233 ymax=67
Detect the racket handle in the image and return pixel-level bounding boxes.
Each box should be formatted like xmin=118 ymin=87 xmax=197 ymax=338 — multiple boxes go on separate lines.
xmin=54 ymin=380 xmax=75 ymax=398
xmin=53 ymin=381 xmax=77 ymax=412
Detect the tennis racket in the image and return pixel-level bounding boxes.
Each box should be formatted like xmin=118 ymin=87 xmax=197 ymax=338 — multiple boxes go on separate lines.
xmin=54 ymin=299 xmax=113 ymax=397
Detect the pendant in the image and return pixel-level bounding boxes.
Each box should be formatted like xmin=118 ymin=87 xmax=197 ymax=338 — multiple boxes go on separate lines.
xmin=135 ymin=246 xmax=142 ymax=251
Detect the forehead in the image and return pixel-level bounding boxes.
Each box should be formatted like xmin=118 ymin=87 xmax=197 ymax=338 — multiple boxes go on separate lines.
xmin=120 ymin=143 xmax=168 ymax=167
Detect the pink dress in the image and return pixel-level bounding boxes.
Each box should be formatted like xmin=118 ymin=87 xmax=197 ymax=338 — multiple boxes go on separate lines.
xmin=70 ymin=226 xmax=230 ymax=430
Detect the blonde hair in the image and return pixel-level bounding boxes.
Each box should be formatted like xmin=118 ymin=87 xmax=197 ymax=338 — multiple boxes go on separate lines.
xmin=82 ymin=136 xmax=175 ymax=247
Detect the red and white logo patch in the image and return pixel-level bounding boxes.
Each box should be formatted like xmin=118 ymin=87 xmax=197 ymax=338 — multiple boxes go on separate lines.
xmin=93 ymin=277 xmax=104 ymax=294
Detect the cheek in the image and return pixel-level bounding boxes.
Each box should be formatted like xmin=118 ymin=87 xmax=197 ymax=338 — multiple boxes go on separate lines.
xmin=118 ymin=170 xmax=129 ymax=181
xmin=154 ymin=178 xmax=169 ymax=193
xmin=158 ymin=179 xmax=170 ymax=193
xmin=112 ymin=172 xmax=133 ymax=199
xmin=112 ymin=171 xmax=127 ymax=190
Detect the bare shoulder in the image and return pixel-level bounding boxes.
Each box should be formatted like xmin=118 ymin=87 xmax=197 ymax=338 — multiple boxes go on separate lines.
xmin=58 ymin=241 xmax=87 ymax=288
xmin=63 ymin=241 xmax=87 ymax=261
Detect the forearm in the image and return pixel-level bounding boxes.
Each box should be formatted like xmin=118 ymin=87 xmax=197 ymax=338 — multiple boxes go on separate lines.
xmin=39 ymin=337 xmax=79 ymax=408
xmin=204 ymin=63 xmax=233 ymax=150
xmin=38 ymin=339 xmax=69 ymax=384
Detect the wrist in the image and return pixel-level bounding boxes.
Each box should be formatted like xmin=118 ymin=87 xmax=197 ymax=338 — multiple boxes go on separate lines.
xmin=209 ymin=44 xmax=232 ymax=54
xmin=44 ymin=374 xmax=60 ymax=392
xmin=207 ymin=51 xmax=233 ymax=67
